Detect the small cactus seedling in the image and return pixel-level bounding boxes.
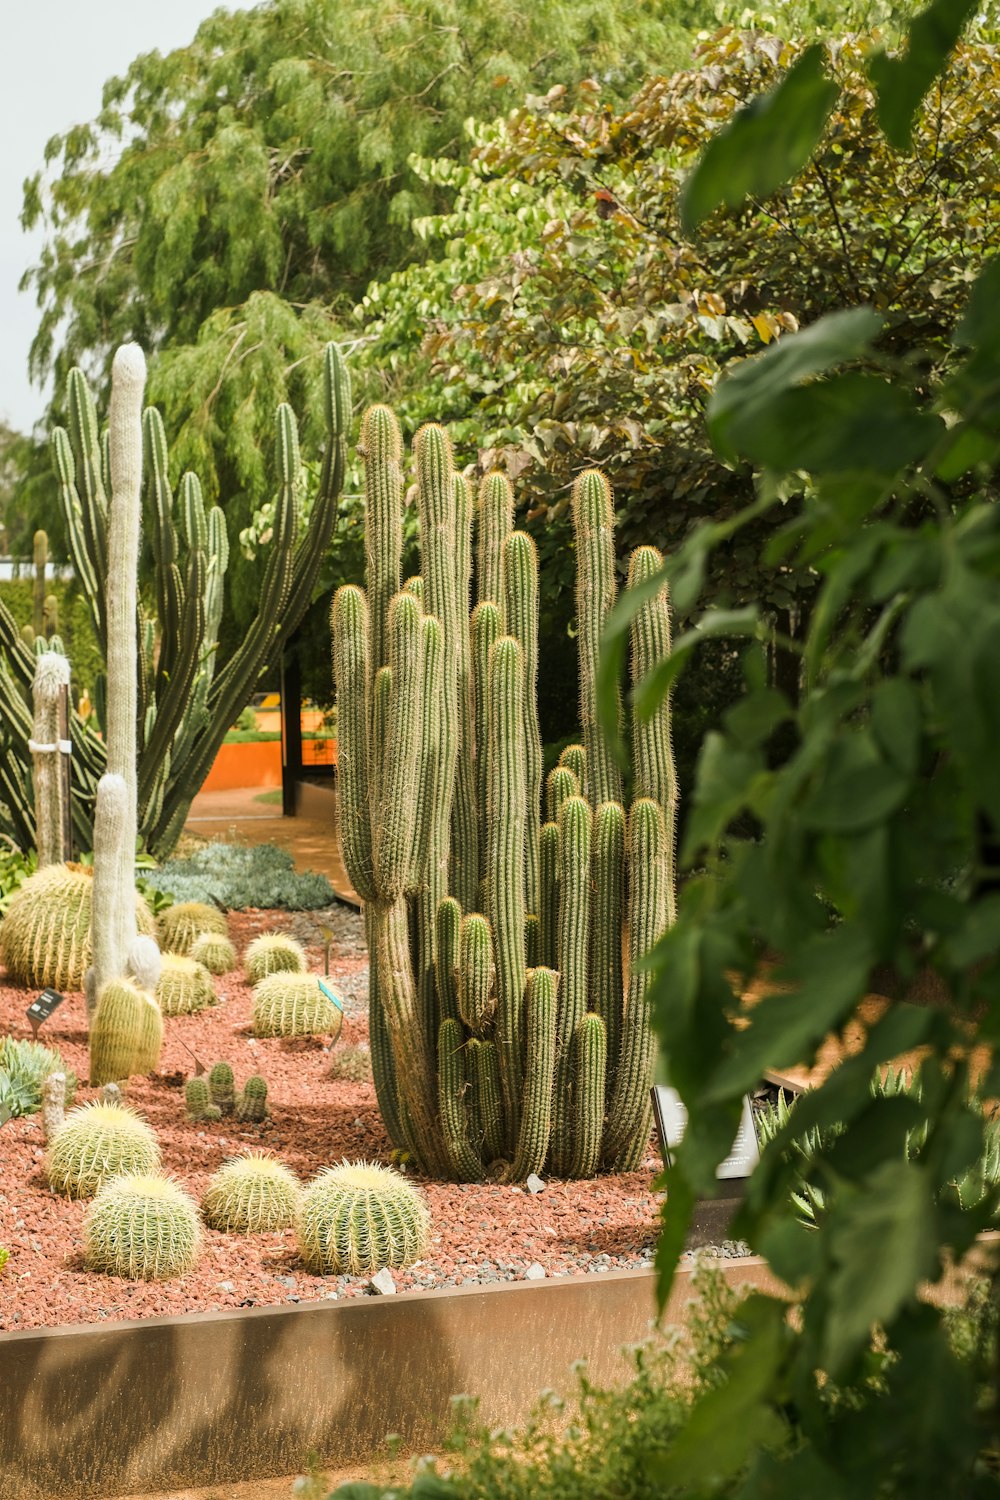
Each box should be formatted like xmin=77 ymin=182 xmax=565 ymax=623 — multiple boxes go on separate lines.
xmin=84 ymin=1174 xmax=201 ymax=1279
xmin=244 ymin=932 xmax=307 ymax=985
xmin=47 ymin=1101 xmax=161 ymax=1198
xmin=209 ymin=1061 xmax=236 ymax=1115
xmin=185 ymin=1076 xmax=221 ymax=1122
xmin=190 ymin=932 xmax=237 ymax=974
xmin=329 ymin=1044 xmax=372 ymax=1083
xmin=159 ymin=902 xmax=228 ymax=955
xmin=157 ymin=955 xmax=217 ymax=1017
xmin=252 ymin=973 xmax=342 ymax=1040
xmin=235 ymin=1075 xmax=269 ymax=1123
xmin=202 ymin=1152 xmax=300 ymax=1232
xmin=297 ymin=1161 xmax=431 ymax=1275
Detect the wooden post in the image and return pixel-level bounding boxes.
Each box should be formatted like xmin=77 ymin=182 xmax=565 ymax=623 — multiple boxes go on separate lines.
xmin=58 ymin=683 xmax=73 ymax=860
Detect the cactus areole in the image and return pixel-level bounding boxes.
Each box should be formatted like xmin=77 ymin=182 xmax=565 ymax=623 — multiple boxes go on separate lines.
xmin=333 ymin=414 xmax=678 ymax=1183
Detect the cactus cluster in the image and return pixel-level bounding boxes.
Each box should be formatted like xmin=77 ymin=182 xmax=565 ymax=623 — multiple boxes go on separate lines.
xmin=185 ymin=1065 xmax=268 ymax=1123
xmin=333 ymin=416 xmax=677 ymax=1181
xmin=251 ymin=972 xmax=342 ymax=1039
xmin=46 ymin=1100 xmax=161 ymax=1198
xmin=0 ymin=864 xmax=156 ymax=992
xmin=244 ymin=931 xmax=306 ymax=984
xmin=297 ymin=1160 xmax=430 ymax=1275
xmin=160 ymin=902 xmax=228 ymax=955
xmin=202 ymin=1152 xmax=300 ymax=1232
xmin=157 ymin=954 xmax=217 ymax=1016
xmin=190 ymin=931 xmax=237 ymax=974
xmin=84 ymin=1174 xmax=201 ymax=1280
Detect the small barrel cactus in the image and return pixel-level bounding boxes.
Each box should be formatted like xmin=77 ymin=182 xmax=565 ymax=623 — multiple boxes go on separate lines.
xmin=159 ymin=902 xmax=228 ymax=955
xmin=235 ymin=1074 xmax=269 ymax=1123
xmin=209 ymin=1061 xmax=236 ymax=1115
xmin=0 ymin=864 xmax=156 ymax=991
xmin=190 ymin=931 xmax=237 ymax=974
xmin=252 ymin=973 xmax=342 ymax=1040
xmin=202 ymin=1152 xmax=300 ymax=1232
xmin=84 ymin=1174 xmax=201 ymax=1279
xmin=89 ymin=978 xmax=145 ymax=1086
xmin=329 ymin=1043 xmax=372 ymax=1083
xmin=156 ymin=954 xmax=217 ymax=1017
xmin=244 ymin=932 xmax=307 ymax=985
xmin=46 ymin=1101 xmax=161 ymax=1198
xmin=185 ymin=1076 xmax=221 ymax=1122
xmin=134 ymin=992 xmax=165 ymax=1075
xmin=297 ymin=1160 xmax=431 ymax=1275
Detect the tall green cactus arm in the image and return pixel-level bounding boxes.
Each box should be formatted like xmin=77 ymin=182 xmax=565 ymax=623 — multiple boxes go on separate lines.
xmin=509 ymin=966 xmax=557 ymax=1183
xmin=476 ymin=471 xmax=514 ymax=617
xmin=52 ymin=427 xmax=102 ymax=632
xmin=571 ymin=470 xmax=623 ymax=810
xmin=604 ymin=798 xmax=667 ymax=1172
xmin=539 ymin=820 xmax=560 ymax=971
xmin=138 ymin=548 xmax=207 ymax=817
xmin=568 ymin=1014 xmax=607 ymax=1179
xmin=415 ymin=423 xmax=460 ymax=877
xmin=458 ymin=912 xmax=496 ymax=1036
xmin=559 ymin=743 xmax=586 ymax=787
xmin=142 ymin=406 xmax=178 ymax=685
xmin=502 ymin=532 xmax=542 ymax=919
xmin=411 ymin=615 xmax=444 ymax=892
xmin=375 ymin=592 xmax=424 ymax=901
xmin=471 ymin=601 xmax=500 ymax=876
xmin=592 ymin=801 xmax=625 ymax=1098
xmin=32 ymin=532 xmax=48 ymax=638
xmin=546 ymin=765 xmax=579 ymax=825
xmin=551 ymin=793 xmax=592 ymax=1176
xmin=627 ymin=545 xmax=679 ymax=926
xmin=451 ymin=474 xmax=479 ymax=913
xmin=486 ymin=634 xmax=527 ymax=1147
xmin=434 ymin=896 xmax=461 ymax=1029
xmin=438 ymin=1018 xmax=485 ymax=1182
xmin=366 ymin=905 xmax=406 ymax=1152
xmin=359 ymin=404 xmax=404 ymax=678
xmin=331 ymin=585 xmax=377 ymax=904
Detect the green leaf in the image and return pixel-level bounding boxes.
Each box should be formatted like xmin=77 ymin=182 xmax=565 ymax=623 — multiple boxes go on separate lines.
xmin=633 ymin=607 xmax=759 ymax=718
xmin=681 ymin=45 xmax=839 ymax=234
xmin=868 ymin=0 xmax=978 ymax=150
xmin=798 ymin=733 xmax=912 ymax=834
xmin=708 ymin=307 xmax=883 ymax=463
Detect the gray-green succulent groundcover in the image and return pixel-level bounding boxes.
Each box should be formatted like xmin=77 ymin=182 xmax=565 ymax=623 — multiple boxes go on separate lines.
xmin=144 ymin=842 xmax=334 ymax=910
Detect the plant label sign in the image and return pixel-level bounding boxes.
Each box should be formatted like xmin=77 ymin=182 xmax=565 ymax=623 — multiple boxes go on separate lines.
xmin=651 ymin=1086 xmax=760 ymax=1180
xmin=26 ymin=988 xmax=64 ymax=1039
xmin=317 ymin=978 xmax=344 ymax=1014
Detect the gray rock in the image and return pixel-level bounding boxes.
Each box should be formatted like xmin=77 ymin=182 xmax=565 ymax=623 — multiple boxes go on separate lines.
xmin=525 ymin=1173 xmax=546 ymax=1195
xmin=215 ymin=1280 xmax=234 ymax=1293
xmin=369 ymin=1267 xmax=397 ymax=1295
xmin=274 ymin=1274 xmax=297 ymax=1289
xmin=523 ymin=1262 xmax=546 ymax=1281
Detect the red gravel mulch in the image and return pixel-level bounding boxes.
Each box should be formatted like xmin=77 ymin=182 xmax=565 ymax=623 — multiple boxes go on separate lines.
xmin=0 ymin=908 xmax=662 ymax=1333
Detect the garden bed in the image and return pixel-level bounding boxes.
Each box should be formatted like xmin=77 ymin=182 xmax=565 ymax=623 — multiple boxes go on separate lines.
xmin=0 ymin=904 xmax=663 ymax=1334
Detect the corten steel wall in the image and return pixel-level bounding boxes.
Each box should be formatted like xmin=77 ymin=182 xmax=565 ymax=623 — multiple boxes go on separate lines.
xmin=0 ymin=1262 xmax=780 ymax=1500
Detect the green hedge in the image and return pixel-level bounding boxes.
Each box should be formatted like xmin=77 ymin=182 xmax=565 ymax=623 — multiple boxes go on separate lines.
xmin=0 ymin=578 xmax=103 ymax=696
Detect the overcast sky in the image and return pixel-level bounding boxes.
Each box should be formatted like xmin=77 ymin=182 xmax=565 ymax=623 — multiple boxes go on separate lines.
xmin=1 ymin=0 xmax=229 ymax=434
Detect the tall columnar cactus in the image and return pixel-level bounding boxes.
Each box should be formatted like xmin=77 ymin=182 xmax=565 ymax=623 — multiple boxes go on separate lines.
xmin=0 ymin=343 xmax=351 ymax=858
xmin=334 ymin=413 xmax=677 ymax=1181
xmin=32 ymin=531 xmax=48 ymax=639
xmin=30 ymin=649 xmax=70 ymax=867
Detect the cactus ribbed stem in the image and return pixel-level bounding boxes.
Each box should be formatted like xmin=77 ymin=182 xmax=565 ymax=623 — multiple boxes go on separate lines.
xmin=31 ymin=651 xmax=70 ymax=868
xmin=32 ymin=530 xmax=48 ymax=638
xmin=628 ymin=546 xmax=679 ymax=926
xmin=572 ymin=470 xmax=622 ymax=810
xmin=592 ymin=801 xmax=625 ymax=1102
xmin=476 ymin=471 xmax=514 ymax=617
xmin=552 ymin=794 xmax=591 ymax=1175
xmin=525 ymin=912 xmax=540 ymax=969
xmin=471 ymin=601 xmax=500 ymax=877
xmin=539 ymin=821 xmax=560 ymax=971
xmin=367 ymin=905 xmax=406 ymax=1152
xmin=416 ymin=423 xmax=459 ymax=882
xmin=360 ymin=405 xmax=404 ymax=679
xmin=486 ymin=636 xmax=527 ymax=1147
xmin=469 ymin=1038 xmax=505 ymax=1166
xmin=374 ymin=594 xmax=423 ymax=901
xmin=546 ymin=765 xmax=578 ymax=826
xmin=559 ymin=743 xmax=586 ymax=788
xmin=510 ymin=967 xmax=557 ymax=1182
xmin=434 ymin=896 xmax=461 ymax=1029
xmin=568 ymin=1014 xmax=607 ymax=1179
xmin=604 ymin=799 xmax=667 ymax=1171
xmin=331 ymin=587 xmax=376 ymax=904
xmin=451 ymin=475 xmax=479 ymax=912
xmin=457 ymin=912 xmax=495 ymax=1036
xmin=502 ymin=532 xmax=542 ymax=919
xmin=438 ymin=1019 xmax=484 ymax=1181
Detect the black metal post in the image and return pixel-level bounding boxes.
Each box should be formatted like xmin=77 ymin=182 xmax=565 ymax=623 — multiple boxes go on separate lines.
xmin=280 ymin=645 xmax=303 ymax=818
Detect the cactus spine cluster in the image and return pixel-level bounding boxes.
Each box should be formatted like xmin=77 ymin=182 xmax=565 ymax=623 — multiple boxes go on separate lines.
xmin=334 ymin=409 xmax=677 ymax=1181
xmin=157 ymin=955 xmax=217 ymax=1017
xmin=297 ymin=1161 xmax=430 ymax=1275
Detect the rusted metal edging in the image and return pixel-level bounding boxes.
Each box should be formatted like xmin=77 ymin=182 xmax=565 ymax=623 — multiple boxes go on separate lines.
xmin=0 ymin=1260 xmax=780 ymax=1500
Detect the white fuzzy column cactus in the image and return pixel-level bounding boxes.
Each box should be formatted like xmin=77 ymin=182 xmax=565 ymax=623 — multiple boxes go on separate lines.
xmin=30 ymin=650 xmax=71 ymax=867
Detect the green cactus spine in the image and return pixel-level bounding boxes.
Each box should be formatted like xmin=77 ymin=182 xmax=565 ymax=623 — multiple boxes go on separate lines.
xmin=551 ymin=794 xmax=591 ymax=1176
xmin=476 ymin=471 xmax=514 ymax=617
xmin=546 ymin=765 xmax=578 ymax=825
xmin=89 ymin=977 xmax=145 ymax=1086
xmin=571 ymin=470 xmax=622 ymax=810
xmin=627 ymin=546 xmax=679 ymax=926
xmin=568 ymin=1014 xmax=607 ymax=1180
xmin=457 ymin=912 xmax=495 ymax=1035
xmin=438 ymin=1018 xmax=484 ymax=1182
xmin=360 ymin=405 xmax=403 ymax=689
xmin=236 ymin=1075 xmax=269 ymax=1123
xmin=509 ymin=967 xmax=557 ymax=1183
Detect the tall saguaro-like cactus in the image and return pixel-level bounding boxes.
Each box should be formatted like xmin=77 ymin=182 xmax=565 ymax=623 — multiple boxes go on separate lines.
xmin=334 ymin=408 xmax=678 ymax=1182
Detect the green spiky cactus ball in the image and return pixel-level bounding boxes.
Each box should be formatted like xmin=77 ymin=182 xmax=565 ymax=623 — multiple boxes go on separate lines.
xmin=297 ymin=1161 xmax=431 ymax=1275
xmin=252 ymin=973 xmax=342 ymax=1039
xmin=202 ymin=1152 xmax=300 ymax=1232
xmin=185 ymin=1077 xmax=221 ymax=1121
xmin=0 ymin=864 xmax=156 ymax=991
xmin=47 ymin=1101 xmax=161 ymax=1198
xmin=190 ymin=932 xmax=237 ymax=975
xmin=235 ymin=1075 xmax=269 ymax=1123
xmin=84 ymin=1174 xmax=201 ymax=1279
xmin=244 ymin=932 xmax=307 ymax=985
xmin=159 ymin=902 xmax=228 ymax=955
xmin=209 ymin=1061 xmax=236 ymax=1114
xmin=156 ymin=954 xmax=217 ymax=1017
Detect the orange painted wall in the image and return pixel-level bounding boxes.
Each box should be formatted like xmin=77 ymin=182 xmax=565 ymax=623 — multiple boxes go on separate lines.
xmin=202 ymin=739 xmax=282 ymax=792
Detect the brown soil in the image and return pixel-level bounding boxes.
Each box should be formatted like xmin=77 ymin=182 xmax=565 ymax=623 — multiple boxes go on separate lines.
xmin=0 ymin=908 xmax=662 ymax=1333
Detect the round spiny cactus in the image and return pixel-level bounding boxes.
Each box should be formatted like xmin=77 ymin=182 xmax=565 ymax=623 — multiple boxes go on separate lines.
xmin=185 ymin=1076 xmax=221 ymax=1121
xmin=202 ymin=1152 xmax=300 ymax=1233
xmin=244 ymin=932 xmax=307 ymax=985
xmin=297 ymin=1161 xmax=431 ymax=1275
xmin=190 ymin=931 xmax=237 ymax=975
xmin=0 ymin=864 xmax=156 ymax=991
xmin=252 ymin=972 xmax=342 ymax=1040
xmin=156 ymin=954 xmax=217 ymax=1017
xmin=47 ymin=1101 xmax=161 ymax=1198
xmin=84 ymin=1174 xmax=201 ymax=1280
xmin=329 ymin=1043 xmax=372 ymax=1083
xmin=235 ymin=1075 xmax=269 ymax=1123
xmin=159 ymin=902 xmax=228 ymax=955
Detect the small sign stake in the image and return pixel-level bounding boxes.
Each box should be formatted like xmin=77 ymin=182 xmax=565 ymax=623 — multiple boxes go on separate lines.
xmin=26 ymin=988 xmax=65 ymax=1040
